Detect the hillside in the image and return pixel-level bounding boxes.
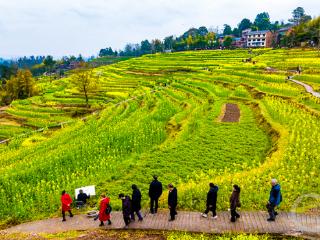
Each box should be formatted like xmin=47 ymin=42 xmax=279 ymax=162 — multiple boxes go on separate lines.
xmin=0 ymin=49 xmax=319 ymax=225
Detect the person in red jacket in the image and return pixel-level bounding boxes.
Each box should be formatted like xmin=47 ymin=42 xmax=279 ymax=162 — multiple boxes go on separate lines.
xmin=61 ymin=190 xmax=73 ymax=222
xmin=98 ymin=194 xmax=112 ymax=226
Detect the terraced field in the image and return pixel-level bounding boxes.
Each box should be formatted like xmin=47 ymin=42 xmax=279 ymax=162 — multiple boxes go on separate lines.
xmin=0 ymin=49 xmax=319 ymax=225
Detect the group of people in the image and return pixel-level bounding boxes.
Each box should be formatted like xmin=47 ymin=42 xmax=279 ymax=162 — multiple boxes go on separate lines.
xmin=60 ymin=177 xmax=282 ymax=226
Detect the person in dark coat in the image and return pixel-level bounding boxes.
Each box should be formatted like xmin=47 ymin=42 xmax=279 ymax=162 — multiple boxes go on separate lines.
xmin=267 ymin=179 xmax=282 ymax=221
xmin=202 ymin=183 xmax=219 ymax=219
xmin=76 ymin=189 xmax=90 ymax=208
xmin=168 ymin=183 xmax=178 ymax=221
xmin=131 ymin=184 xmax=143 ymax=221
xmin=119 ymin=193 xmax=132 ymax=227
xmin=148 ymin=175 xmax=163 ymax=214
xmin=230 ymin=185 xmax=241 ymax=222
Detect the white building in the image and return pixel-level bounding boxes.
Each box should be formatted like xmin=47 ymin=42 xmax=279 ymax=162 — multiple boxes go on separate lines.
xmin=246 ymin=30 xmax=273 ymax=48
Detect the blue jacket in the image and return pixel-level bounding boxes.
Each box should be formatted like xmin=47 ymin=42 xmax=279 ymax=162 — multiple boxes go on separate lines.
xmin=269 ymin=184 xmax=282 ymax=206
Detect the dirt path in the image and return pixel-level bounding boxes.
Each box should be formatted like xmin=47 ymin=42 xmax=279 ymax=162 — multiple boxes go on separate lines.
xmin=221 ymin=103 xmax=240 ymax=122
xmin=2 ymin=211 xmax=319 ymax=238
xmin=290 ymin=78 xmax=320 ymax=98
xmin=0 ymin=106 xmax=9 ymax=111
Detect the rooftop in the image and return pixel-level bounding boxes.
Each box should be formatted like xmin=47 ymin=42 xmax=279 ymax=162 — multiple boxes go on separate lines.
xmin=248 ymin=30 xmax=269 ymax=35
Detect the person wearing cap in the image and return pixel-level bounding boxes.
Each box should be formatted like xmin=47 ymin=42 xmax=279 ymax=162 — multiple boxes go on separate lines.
xmin=168 ymin=183 xmax=178 ymax=221
xmin=266 ymin=179 xmax=282 ymax=221
xmin=148 ymin=175 xmax=163 ymax=214
xmin=230 ymin=184 xmax=241 ymax=222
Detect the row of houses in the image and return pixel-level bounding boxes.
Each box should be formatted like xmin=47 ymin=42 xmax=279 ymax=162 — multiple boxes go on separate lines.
xmin=219 ymin=27 xmax=292 ymax=48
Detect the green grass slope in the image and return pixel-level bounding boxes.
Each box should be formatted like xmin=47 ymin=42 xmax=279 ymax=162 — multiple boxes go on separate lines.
xmin=0 ymin=49 xmax=319 ymax=225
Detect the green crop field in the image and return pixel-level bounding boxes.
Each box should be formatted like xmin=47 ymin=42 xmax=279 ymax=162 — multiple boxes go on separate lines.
xmin=0 ymin=48 xmax=319 ymax=225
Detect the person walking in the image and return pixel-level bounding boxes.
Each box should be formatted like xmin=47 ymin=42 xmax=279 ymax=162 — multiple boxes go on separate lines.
xmin=61 ymin=190 xmax=73 ymax=222
xmin=98 ymin=193 xmax=112 ymax=226
xmin=149 ymin=175 xmax=163 ymax=214
xmin=201 ymin=183 xmax=219 ymax=219
xmin=230 ymin=184 xmax=241 ymax=222
xmin=168 ymin=184 xmax=178 ymax=221
xmin=131 ymin=184 xmax=143 ymax=221
xmin=266 ymin=179 xmax=282 ymax=221
xmin=119 ymin=193 xmax=132 ymax=228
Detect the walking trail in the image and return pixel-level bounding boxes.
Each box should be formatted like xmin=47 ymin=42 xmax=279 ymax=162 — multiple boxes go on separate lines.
xmin=290 ymin=78 xmax=320 ymax=98
xmin=2 ymin=211 xmax=320 ymax=238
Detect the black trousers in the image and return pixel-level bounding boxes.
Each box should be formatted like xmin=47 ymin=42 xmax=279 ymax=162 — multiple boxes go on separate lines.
xmin=267 ymin=203 xmax=276 ymax=219
xmin=150 ymin=198 xmax=159 ymax=213
xmin=123 ymin=215 xmax=131 ymax=226
xmin=169 ymin=206 xmax=177 ymax=220
xmin=231 ymin=208 xmax=240 ymax=220
xmin=204 ymin=205 xmax=216 ymax=217
xmin=62 ymin=210 xmax=73 ymax=220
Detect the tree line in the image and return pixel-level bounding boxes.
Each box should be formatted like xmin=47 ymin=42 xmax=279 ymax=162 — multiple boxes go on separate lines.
xmin=0 ymin=69 xmax=38 ymax=105
xmin=98 ymin=7 xmax=316 ymax=57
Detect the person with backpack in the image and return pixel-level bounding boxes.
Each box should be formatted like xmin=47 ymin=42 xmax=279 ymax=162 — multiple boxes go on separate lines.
xmin=119 ymin=193 xmax=132 ymax=227
xmin=61 ymin=190 xmax=73 ymax=222
xmin=168 ymin=183 xmax=178 ymax=221
xmin=267 ymin=179 xmax=282 ymax=221
xmin=148 ymin=175 xmax=163 ymax=214
xmin=98 ymin=193 xmax=112 ymax=226
xmin=201 ymin=183 xmax=219 ymax=219
xmin=131 ymin=184 xmax=143 ymax=221
xmin=230 ymin=184 xmax=241 ymax=222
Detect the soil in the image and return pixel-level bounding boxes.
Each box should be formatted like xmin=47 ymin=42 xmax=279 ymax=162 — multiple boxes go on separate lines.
xmin=0 ymin=230 xmax=165 ymax=240
xmin=221 ymin=103 xmax=240 ymax=122
xmin=76 ymin=230 xmax=165 ymax=240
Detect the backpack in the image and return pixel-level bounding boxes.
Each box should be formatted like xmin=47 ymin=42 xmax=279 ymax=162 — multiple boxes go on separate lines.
xmin=105 ymin=204 xmax=112 ymax=214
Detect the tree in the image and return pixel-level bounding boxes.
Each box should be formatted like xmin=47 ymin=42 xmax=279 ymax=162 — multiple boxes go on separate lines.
xmin=223 ymin=24 xmax=233 ymax=35
xmin=223 ymin=36 xmax=233 ymax=48
xmin=270 ymin=21 xmax=281 ymax=31
xmin=1 ymin=69 xmax=37 ymax=105
xmin=99 ymin=47 xmax=115 ymax=57
xmin=172 ymin=40 xmax=187 ymax=51
xmin=152 ymin=39 xmax=164 ymax=53
xmin=71 ymin=64 xmax=100 ymax=107
xmin=77 ymin=54 xmax=84 ymax=62
xmin=43 ymin=56 xmax=55 ymax=69
xmin=186 ymin=35 xmax=193 ymax=49
xmin=285 ymin=16 xmax=320 ymax=48
xmin=198 ymin=26 xmax=209 ymax=36
xmin=205 ymin=32 xmax=216 ymax=49
xmin=140 ymin=40 xmax=152 ymax=55
xmin=238 ymin=18 xmax=252 ymax=32
xmin=182 ymin=28 xmax=198 ymax=39
xmin=164 ymin=36 xmax=175 ymax=50
xmin=289 ymin=7 xmax=312 ymax=25
xmin=0 ymin=64 xmax=17 ymax=81
xmin=232 ymin=28 xmax=240 ymax=37
xmin=254 ymin=12 xmax=271 ymax=30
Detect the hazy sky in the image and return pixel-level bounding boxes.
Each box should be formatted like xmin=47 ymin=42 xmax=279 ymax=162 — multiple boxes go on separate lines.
xmin=0 ymin=0 xmax=319 ymax=58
